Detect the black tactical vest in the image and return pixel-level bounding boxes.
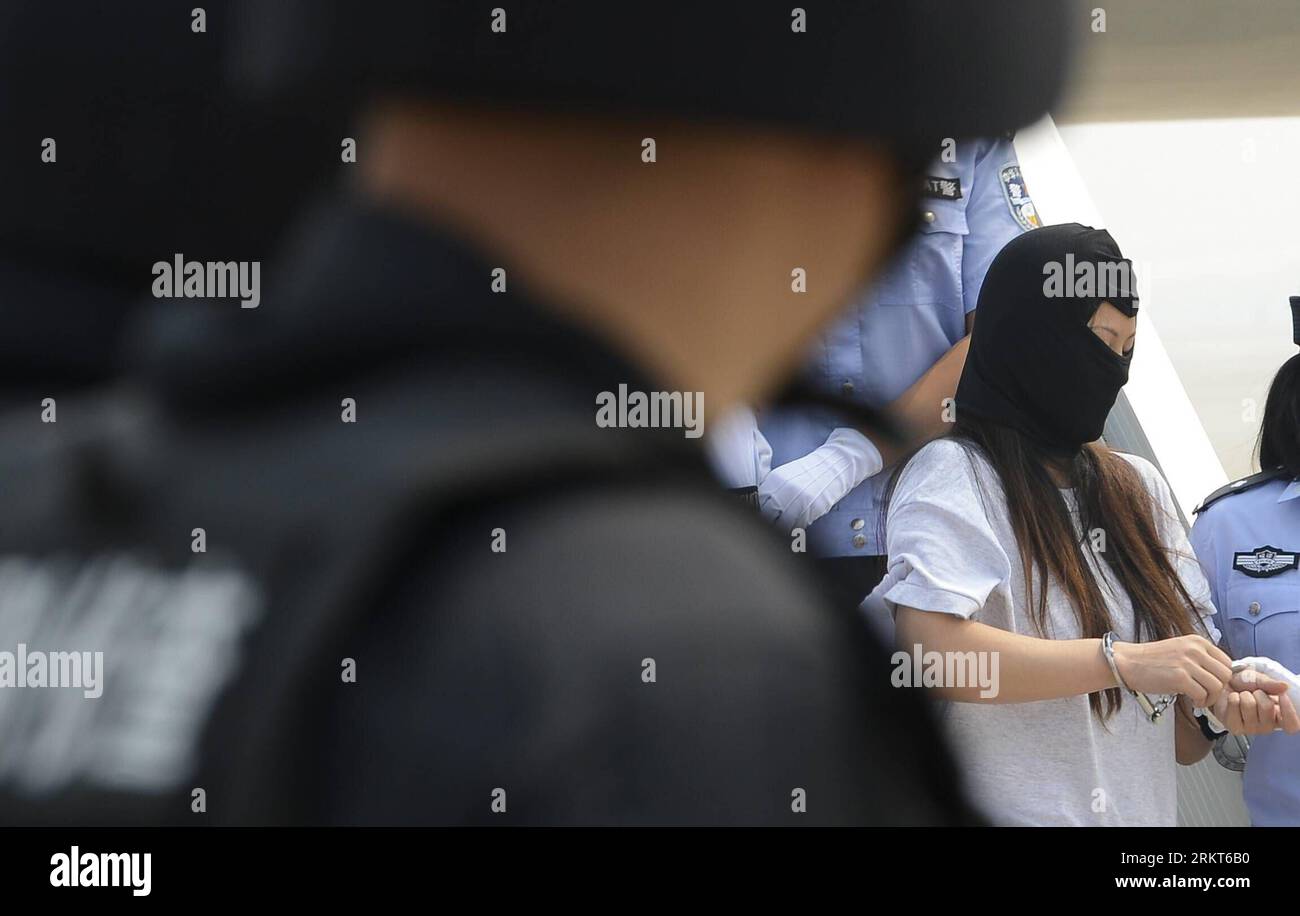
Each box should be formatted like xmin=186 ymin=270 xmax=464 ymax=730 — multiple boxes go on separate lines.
xmin=0 ymin=202 xmax=687 ymax=823
xmin=0 ymin=356 xmax=682 ymax=825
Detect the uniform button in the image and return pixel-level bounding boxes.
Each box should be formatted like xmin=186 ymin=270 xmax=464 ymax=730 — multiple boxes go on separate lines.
xmin=851 ymin=518 xmax=865 ymax=531
xmin=1249 ymin=601 xmax=1261 ymax=616
xmin=841 ymin=379 xmax=855 ymax=395
xmin=922 ymin=210 xmax=936 ymax=224
xmin=852 ymin=534 xmax=867 ymax=549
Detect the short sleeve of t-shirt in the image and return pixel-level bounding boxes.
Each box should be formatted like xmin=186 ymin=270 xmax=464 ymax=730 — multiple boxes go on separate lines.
xmin=873 ymin=438 xmax=1012 ymax=619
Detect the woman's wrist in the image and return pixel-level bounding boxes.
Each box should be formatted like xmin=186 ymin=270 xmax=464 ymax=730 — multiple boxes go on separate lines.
xmin=1109 ymin=637 xmax=1143 ymax=690
xmin=1082 ymin=637 xmax=1121 ymax=695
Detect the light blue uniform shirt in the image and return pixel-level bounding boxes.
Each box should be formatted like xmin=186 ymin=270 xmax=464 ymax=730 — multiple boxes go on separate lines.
xmin=759 ymin=136 xmax=1032 ymax=556
xmin=1191 ymin=475 xmax=1300 ymax=826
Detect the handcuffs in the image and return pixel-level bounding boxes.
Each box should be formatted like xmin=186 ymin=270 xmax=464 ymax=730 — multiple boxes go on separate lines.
xmin=1102 ymin=632 xmax=1267 ymax=770
xmin=1101 ymin=630 xmax=1180 ymax=724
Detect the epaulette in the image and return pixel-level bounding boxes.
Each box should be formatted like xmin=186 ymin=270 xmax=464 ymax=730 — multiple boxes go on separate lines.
xmin=1193 ymin=467 xmax=1291 ymax=515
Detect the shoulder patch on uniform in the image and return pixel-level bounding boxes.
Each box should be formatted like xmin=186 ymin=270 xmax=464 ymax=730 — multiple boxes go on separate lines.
xmin=1193 ymin=467 xmax=1290 ymax=514
xmin=999 ymin=164 xmax=1040 ymax=231
xmin=1232 ymin=545 xmax=1300 ymax=578
xmin=922 ymin=176 xmax=962 ymax=201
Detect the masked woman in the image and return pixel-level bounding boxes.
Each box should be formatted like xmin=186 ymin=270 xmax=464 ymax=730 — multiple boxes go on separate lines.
xmin=867 ymin=223 xmax=1298 ymax=826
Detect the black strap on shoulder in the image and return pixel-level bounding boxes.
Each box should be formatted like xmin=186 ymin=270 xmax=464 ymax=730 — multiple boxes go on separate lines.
xmin=1193 ymin=467 xmax=1290 ymax=515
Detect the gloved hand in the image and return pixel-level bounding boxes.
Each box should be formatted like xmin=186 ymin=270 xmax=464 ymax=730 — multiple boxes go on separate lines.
xmin=1233 ymin=657 xmax=1300 ymax=718
xmin=758 ymin=428 xmax=883 ymax=533
xmin=1209 ymin=659 xmax=1300 ymax=736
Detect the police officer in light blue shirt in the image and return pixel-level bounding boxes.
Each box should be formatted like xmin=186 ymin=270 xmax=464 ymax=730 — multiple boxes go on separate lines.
xmin=753 ymin=135 xmax=1036 ymax=601
xmin=1191 ymin=297 xmax=1300 ymax=826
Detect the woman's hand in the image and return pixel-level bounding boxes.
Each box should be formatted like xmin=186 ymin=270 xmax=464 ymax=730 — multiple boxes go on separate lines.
xmin=1112 ymin=635 xmax=1233 ymax=707
xmin=1212 ymin=669 xmax=1300 ymax=736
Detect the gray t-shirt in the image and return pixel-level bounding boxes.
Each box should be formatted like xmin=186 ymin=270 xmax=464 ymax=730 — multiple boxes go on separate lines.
xmin=865 ymin=437 xmax=1219 ymax=826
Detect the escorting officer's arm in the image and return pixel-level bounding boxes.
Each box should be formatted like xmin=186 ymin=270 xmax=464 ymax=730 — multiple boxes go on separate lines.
xmin=704 ymin=406 xmax=772 ymax=498
xmin=867 ymin=136 xmax=1034 ymax=468
xmin=757 ymin=427 xmax=882 ymax=532
xmin=962 ymin=136 xmax=1038 ymax=313
xmin=705 ymin=406 xmax=882 ymax=531
xmin=719 ymin=329 xmax=970 ymax=520
xmin=876 ymin=328 xmax=972 ymax=467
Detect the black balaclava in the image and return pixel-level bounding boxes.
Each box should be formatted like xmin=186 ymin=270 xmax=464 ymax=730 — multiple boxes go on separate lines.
xmin=956 ymin=223 xmax=1139 ymax=453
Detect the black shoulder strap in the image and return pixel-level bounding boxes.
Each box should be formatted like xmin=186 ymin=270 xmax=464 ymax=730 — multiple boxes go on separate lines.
xmin=1193 ymin=467 xmax=1290 ymax=515
xmin=203 ymin=414 xmax=706 ymax=824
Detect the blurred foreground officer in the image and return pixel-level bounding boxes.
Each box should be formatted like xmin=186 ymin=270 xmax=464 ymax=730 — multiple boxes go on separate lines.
xmin=758 ymin=136 xmax=1035 ymax=602
xmin=0 ymin=1 xmax=1071 ymax=825
xmin=1191 ymin=297 xmax=1300 ymax=826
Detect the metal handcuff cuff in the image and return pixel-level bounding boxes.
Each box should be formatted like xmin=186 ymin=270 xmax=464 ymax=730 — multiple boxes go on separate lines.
xmin=1101 ymin=630 xmax=1178 ymax=722
xmin=1101 ymin=630 xmax=1245 ymax=770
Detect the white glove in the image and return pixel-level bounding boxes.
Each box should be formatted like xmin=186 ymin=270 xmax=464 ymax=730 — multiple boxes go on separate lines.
xmin=1233 ymin=656 xmax=1300 ymax=713
xmin=758 ymin=428 xmax=883 ymax=532
xmin=1199 ymin=656 xmax=1300 ymax=735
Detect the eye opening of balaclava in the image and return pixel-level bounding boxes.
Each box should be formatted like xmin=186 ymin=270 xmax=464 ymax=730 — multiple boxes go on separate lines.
xmin=955 ymin=222 xmax=1139 ymax=453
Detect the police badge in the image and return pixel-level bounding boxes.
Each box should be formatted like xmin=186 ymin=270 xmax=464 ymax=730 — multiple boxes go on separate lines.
xmin=1000 ymin=164 xmax=1041 ymax=232
xmin=1232 ymin=545 xmax=1300 ymax=578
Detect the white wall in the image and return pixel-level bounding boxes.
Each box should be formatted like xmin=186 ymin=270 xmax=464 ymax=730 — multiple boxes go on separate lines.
xmin=1058 ymin=117 xmax=1300 ymax=480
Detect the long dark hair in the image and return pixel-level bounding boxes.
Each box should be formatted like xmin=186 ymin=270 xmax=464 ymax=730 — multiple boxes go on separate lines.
xmin=884 ymin=415 xmax=1207 ymax=722
xmin=1257 ymin=353 xmax=1300 ymax=476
